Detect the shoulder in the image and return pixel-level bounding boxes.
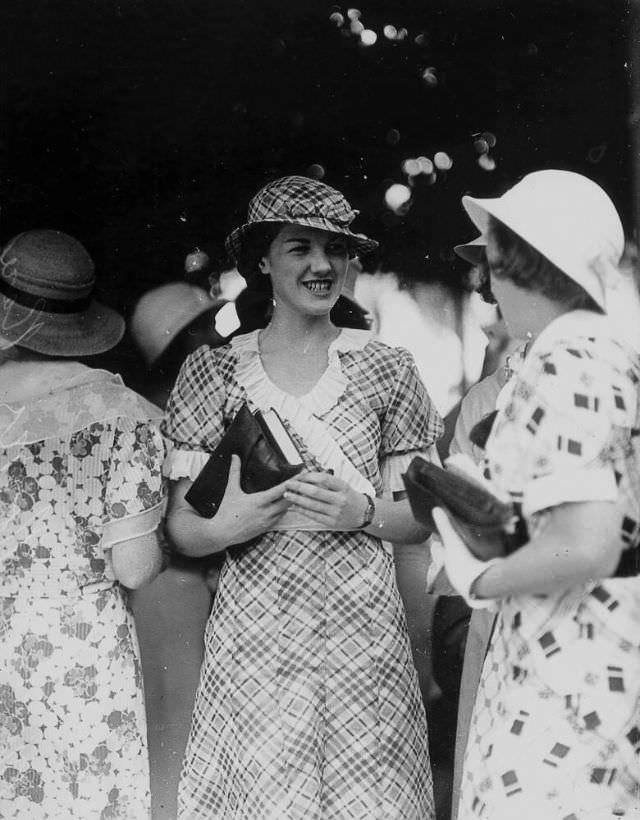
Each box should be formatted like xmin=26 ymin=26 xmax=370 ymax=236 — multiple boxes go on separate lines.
xmin=339 ymin=330 xmax=418 ymax=373
xmin=517 ymin=325 xmax=639 ymax=430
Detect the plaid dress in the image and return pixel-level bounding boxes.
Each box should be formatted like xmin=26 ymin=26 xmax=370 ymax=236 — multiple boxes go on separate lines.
xmin=458 ymin=311 xmax=640 ymax=820
xmin=163 ymin=328 xmax=441 ymax=820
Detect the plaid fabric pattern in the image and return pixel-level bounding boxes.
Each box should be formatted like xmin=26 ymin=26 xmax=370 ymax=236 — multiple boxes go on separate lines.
xmin=225 ymin=176 xmax=379 ymax=262
xmin=458 ymin=318 xmax=640 ymax=820
xmin=164 ymin=338 xmax=439 ymax=819
xmin=163 ymin=338 xmax=443 ymax=497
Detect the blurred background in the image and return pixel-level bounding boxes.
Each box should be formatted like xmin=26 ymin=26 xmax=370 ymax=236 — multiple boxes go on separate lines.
xmin=1 ymin=0 xmax=632 ymax=313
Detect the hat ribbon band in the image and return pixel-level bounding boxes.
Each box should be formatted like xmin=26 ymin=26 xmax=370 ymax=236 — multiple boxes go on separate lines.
xmin=0 ymin=277 xmax=92 ymax=314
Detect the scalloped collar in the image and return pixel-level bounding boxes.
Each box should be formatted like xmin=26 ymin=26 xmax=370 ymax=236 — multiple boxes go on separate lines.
xmin=230 ymin=327 xmax=372 ymax=415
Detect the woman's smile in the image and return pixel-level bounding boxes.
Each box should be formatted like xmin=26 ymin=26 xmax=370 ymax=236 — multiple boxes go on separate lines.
xmin=301 ymin=278 xmax=334 ymax=296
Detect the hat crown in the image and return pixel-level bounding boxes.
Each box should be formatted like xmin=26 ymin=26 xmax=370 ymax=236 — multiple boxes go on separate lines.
xmin=131 ymin=282 xmax=214 ymax=366
xmin=503 ymin=170 xmax=624 ymax=260
xmin=1 ymin=229 xmax=95 ymax=300
xmin=462 ymin=170 xmax=625 ymax=311
xmin=247 ymin=175 xmax=358 ymax=227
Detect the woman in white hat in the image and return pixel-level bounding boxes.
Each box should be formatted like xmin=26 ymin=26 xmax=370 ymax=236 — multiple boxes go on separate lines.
xmin=0 ymin=229 xmax=166 ymax=818
xmin=163 ymin=175 xmax=442 ymax=819
xmin=433 ymin=170 xmax=640 ymax=819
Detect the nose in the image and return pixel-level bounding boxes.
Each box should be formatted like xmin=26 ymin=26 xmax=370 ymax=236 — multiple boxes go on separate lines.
xmin=309 ymin=246 xmax=332 ymax=274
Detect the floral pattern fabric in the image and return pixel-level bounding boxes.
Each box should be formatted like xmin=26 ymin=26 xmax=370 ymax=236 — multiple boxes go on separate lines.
xmin=0 ymin=366 xmax=165 ymax=819
xmin=458 ymin=312 xmax=640 ymax=820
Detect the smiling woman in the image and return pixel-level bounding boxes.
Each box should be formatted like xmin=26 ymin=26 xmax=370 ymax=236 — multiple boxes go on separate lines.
xmin=162 ymin=175 xmax=444 ymax=819
xmin=259 ymin=224 xmax=349 ymax=318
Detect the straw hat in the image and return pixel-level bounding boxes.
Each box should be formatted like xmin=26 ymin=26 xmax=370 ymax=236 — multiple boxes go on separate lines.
xmin=0 ymin=229 xmax=124 ymax=356
xmin=131 ymin=282 xmax=216 ymax=366
xmin=225 ymin=175 xmax=379 ymax=263
xmin=462 ymin=170 xmax=624 ymax=311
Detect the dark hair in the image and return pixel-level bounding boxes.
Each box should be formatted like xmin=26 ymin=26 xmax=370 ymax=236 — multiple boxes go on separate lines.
xmin=236 ymin=223 xmax=284 ymax=282
xmin=487 ymin=217 xmax=602 ymax=312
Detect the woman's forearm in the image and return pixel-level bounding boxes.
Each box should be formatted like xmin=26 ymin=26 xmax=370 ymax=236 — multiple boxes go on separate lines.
xmin=166 ymin=506 xmax=230 ymax=557
xmin=365 ymin=497 xmax=431 ymax=544
xmin=472 ymin=500 xmax=623 ymax=599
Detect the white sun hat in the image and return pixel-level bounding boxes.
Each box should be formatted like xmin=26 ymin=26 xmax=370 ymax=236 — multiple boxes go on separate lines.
xmin=461 ymin=170 xmax=625 ymax=312
xmin=453 ymin=234 xmax=486 ymax=266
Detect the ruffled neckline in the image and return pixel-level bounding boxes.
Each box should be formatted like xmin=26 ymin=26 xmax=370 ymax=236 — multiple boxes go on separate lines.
xmin=229 ymin=327 xmax=375 ymax=496
xmin=230 ymin=327 xmax=371 ymax=416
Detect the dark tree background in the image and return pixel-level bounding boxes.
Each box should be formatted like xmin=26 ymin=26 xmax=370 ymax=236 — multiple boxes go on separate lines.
xmin=1 ymin=0 xmax=631 ymax=316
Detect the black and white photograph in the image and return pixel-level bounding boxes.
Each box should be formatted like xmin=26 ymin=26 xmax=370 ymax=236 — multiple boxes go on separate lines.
xmin=2 ymin=1 xmax=640 ymax=818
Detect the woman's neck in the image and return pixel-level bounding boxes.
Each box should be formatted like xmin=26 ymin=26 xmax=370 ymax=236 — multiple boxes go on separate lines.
xmin=260 ymin=306 xmax=339 ymax=352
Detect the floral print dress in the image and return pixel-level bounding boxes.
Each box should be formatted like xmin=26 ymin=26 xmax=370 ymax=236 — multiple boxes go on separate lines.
xmin=0 ymin=363 xmax=165 ymax=819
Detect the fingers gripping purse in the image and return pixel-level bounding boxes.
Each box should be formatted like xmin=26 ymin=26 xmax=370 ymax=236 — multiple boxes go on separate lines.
xmin=402 ymin=455 xmax=527 ymax=560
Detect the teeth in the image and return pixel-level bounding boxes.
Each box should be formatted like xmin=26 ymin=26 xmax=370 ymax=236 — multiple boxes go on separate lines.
xmin=304 ymin=281 xmax=332 ymax=292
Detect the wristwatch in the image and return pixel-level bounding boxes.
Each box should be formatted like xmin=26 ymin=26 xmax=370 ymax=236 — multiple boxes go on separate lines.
xmin=359 ymin=493 xmax=376 ymax=530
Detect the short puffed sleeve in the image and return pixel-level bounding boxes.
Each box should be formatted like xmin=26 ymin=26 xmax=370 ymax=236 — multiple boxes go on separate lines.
xmin=486 ymin=339 xmax=639 ymax=518
xmin=161 ymin=346 xmax=227 ymax=480
xmin=379 ymin=347 xmax=444 ymax=493
xmin=103 ymin=417 xmax=166 ymax=547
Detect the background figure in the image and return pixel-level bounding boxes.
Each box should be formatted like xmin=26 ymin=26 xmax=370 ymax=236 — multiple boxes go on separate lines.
xmin=436 ymin=171 xmax=640 ymax=820
xmin=444 ymin=233 xmax=530 ymax=820
xmin=0 ymin=229 xmax=165 ymax=819
xmin=354 ymin=269 xmax=490 ymax=419
xmin=129 ymin=279 xmax=232 ymax=820
xmin=164 ymin=175 xmax=441 ymax=819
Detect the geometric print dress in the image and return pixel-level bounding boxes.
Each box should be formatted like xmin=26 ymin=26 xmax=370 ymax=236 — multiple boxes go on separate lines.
xmin=163 ymin=328 xmax=442 ymax=820
xmin=0 ymin=364 xmax=165 ymax=820
xmin=457 ymin=311 xmax=640 ymax=820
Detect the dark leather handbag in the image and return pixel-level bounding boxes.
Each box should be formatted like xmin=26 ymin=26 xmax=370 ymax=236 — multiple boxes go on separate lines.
xmin=185 ymin=403 xmax=304 ymax=518
xmin=402 ymin=455 xmax=527 ymax=560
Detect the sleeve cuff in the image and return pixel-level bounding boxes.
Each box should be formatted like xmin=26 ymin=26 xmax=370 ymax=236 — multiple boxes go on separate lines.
xmin=380 ymin=445 xmax=442 ymax=496
xmin=163 ymin=446 xmax=210 ymax=481
xmin=523 ymin=466 xmax=618 ymax=517
xmin=103 ymin=502 xmax=164 ymax=547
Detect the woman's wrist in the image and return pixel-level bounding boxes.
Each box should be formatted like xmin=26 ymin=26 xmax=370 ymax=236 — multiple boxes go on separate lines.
xmin=469 ymin=558 xmax=503 ymax=601
xmin=358 ymin=493 xmax=376 ymax=530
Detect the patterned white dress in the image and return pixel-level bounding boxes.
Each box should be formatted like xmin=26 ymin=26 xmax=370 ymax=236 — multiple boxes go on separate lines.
xmin=458 ymin=311 xmax=640 ymax=820
xmin=163 ymin=328 xmax=442 ymax=820
xmin=0 ymin=364 xmax=165 ymax=819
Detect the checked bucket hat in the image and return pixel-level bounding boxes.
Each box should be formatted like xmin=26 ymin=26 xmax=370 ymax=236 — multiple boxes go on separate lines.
xmin=225 ymin=175 xmax=379 ymax=263
xmin=0 ymin=229 xmax=125 ymax=356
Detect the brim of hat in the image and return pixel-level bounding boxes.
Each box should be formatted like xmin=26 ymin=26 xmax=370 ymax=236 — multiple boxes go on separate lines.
xmin=453 ymin=236 xmax=486 ymax=266
xmin=0 ymin=299 xmax=125 ymax=356
xmin=462 ymin=194 xmax=607 ymax=309
xmin=225 ymin=218 xmax=379 ymax=262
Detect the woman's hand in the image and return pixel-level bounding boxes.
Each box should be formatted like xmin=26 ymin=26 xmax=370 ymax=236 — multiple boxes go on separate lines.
xmin=166 ymin=454 xmax=291 ymax=556
xmin=214 ymin=455 xmax=292 ymax=544
xmin=431 ymin=507 xmax=501 ymax=609
xmin=283 ymin=471 xmax=368 ymax=531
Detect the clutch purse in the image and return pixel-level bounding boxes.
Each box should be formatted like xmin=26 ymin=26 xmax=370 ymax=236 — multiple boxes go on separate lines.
xmin=185 ymin=403 xmax=304 ymax=518
xmin=402 ymin=455 xmax=527 ymax=560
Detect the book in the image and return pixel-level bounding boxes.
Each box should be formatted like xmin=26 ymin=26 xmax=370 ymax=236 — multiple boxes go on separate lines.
xmin=402 ymin=455 xmax=527 ymax=560
xmin=184 ymin=403 xmax=304 ymax=518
